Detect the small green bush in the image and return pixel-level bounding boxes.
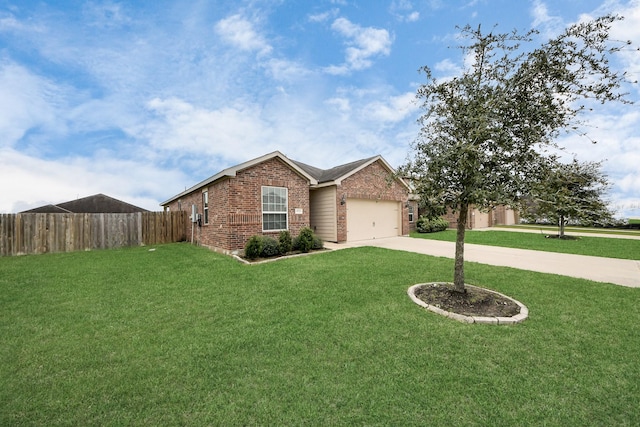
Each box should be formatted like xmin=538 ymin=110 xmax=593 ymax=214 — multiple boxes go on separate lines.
xmin=261 ymin=237 xmax=280 ymax=258
xmin=416 ymin=216 xmax=449 ymax=233
xmin=416 ymin=216 xmax=432 ymax=233
xmin=246 ymin=228 xmax=322 ymax=260
xmin=278 ymin=230 xmax=292 ymax=254
xmin=312 ymin=236 xmax=324 ymax=250
xmin=431 ymin=217 xmax=449 ymax=232
xmin=244 ymin=235 xmax=263 ymax=260
xmin=297 ymin=227 xmax=315 ymax=253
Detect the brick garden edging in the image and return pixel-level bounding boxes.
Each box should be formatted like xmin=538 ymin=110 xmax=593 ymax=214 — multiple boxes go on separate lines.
xmin=407 ymin=283 xmax=528 ymax=325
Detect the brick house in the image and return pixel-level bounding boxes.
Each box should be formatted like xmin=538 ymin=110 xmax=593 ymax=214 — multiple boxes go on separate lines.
xmin=161 ymin=151 xmax=416 ymax=253
xmin=442 ymin=205 xmax=520 ymax=229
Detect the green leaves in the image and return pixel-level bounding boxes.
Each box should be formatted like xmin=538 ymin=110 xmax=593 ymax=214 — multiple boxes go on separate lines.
xmin=406 ymin=14 xmax=631 ymax=289
xmin=408 ymin=14 xmax=630 ymax=214
xmin=524 ymin=158 xmax=613 ymax=230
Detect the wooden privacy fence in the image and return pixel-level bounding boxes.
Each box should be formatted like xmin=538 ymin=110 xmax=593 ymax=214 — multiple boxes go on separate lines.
xmin=0 ymin=211 xmax=189 ymax=256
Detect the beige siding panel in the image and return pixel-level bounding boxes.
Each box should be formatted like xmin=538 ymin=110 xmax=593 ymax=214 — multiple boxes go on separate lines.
xmin=504 ymin=208 xmax=516 ymax=225
xmin=472 ymin=210 xmax=490 ymax=229
xmin=310 ymin=187 xmax=337 ymax=242
xmin=347 ymin=199 xmax=400 ymax=241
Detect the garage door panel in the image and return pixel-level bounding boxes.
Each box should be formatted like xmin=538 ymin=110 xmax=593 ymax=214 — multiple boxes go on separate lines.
xmin=347 ymin=199 xmax=400 ymax=241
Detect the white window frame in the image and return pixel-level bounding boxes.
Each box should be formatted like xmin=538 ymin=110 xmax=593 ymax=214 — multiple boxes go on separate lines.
xmin=408 ymin=204 xmax=414 ymax=222
xmin=202 ymin=190 xmax=209 ymax=224
xmin=262 ymin=186 xmax=288 ymax=232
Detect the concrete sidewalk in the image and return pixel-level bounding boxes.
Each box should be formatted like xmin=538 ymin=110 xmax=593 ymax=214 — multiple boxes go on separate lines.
xmin=324 ymin=236 xmax=640 ymax=288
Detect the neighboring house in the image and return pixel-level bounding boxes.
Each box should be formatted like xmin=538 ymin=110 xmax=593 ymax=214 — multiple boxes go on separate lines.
xmin=20 ymin=194 xmax=149 ymax=213
xmin=161 ymin=151 xmax=417 ymax=253
xmin=442 ymin=205 xmax=519 ymax=229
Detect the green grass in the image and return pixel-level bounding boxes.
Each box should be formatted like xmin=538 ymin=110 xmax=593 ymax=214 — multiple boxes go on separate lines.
xmin=496 ymin=223 xmax=640 ymax=237
xmin=411 ymin=230 xmax=640 ymax=260
xmin=1 ymin=244 xmax=639 ymax=425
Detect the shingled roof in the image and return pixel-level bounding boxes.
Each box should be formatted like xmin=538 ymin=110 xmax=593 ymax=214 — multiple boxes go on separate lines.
xmin=21 ymin=194 xmax=148 ymax=213
xmin=161 ymin=151 xmax=409 ymax=206
xmin=291 ymin=156 xmax=378 ymax=183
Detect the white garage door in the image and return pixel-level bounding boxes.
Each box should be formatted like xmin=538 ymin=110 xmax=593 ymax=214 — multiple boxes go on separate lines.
xmin=347 ymin=199 xmax=400 ymax=241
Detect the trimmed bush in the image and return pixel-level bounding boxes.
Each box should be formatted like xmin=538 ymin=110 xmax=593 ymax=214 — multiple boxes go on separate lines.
xmin=245 ymin=228 xmax=322 ymax=260
xmin=297 ymin=227 xmax=314 ymax=253
xmin=244 ymin=235 xmax=263 ymax=260
xmin=312 ymin=236 xmax=324 ymax=250
xmin=278 ymin=230 xmax=292 ymax=254
xmin=261 ymin=237 xmax=280 ymax=258
xmin=431 ymin=217 xmax=449 ymax=232
xmin=416 ymin=216 xmax=432 ymax=233
xmin=417 ymin=216 xmax=449 ymax=233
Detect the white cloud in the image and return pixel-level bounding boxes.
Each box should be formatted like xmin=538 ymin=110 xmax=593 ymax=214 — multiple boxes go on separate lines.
xmin=530 ymin=0 xmax=565 ymax=36
xmin=0 ymin=60 xmax=65 ymax=147
xmin=363 ymin=92 xmax=418 ymax=123
xmin=390 ymin=0 xmax=420 ymax=22
xmin=325 ymin=97 xmax=351 ymax=114
xmin=610 ymin=1 xmax=640 ymax=94
xmin=214 ymin=14 xmax=272 ymax=56
xmin=324 ymin=17 xmax=393 ymax=74
xmin=143 ymin=97 xmax=270 ymax=161
xmin=264 ymin=58 xmax=313 ymax=82
xmin=407 ymin=12 xmax=420 ymax=22
xmin=433 ymin=58 xmax=463 ymax=78
xmin=0 ymin=147 xmax=183 ymax=212
xmin=308 ymin=9 xmax=339 ymax=23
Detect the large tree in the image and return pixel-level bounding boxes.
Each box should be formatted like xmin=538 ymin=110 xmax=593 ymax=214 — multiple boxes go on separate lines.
xmin=523 ymin=158 xmax=613 ymax=237
xmin=405 ymin=15 xmax=631 ymax=293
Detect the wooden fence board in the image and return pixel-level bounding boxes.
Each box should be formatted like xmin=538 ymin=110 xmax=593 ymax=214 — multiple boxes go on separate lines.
xmin=0 ymin=212 xmax=188 ymax=256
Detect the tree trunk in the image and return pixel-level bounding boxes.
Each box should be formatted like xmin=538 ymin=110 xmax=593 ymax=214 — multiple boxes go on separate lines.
xmin=454 ymin=204 xmax=468 ymax=293
xmin=559 ymin=215 xmax=565 ymax=238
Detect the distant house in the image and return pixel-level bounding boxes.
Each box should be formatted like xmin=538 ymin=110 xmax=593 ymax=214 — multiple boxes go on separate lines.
xmin=442 ymin=205 xmax=520 ymax=229
xmin=161 ymin=151 xmax=417 ymax=253
xmin=20 ymin=194 xmax=148 ymax=214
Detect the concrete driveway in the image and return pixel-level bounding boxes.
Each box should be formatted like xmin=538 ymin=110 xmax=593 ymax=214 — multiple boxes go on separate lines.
xmin=324 ymin=236 xmax=640 ymax=288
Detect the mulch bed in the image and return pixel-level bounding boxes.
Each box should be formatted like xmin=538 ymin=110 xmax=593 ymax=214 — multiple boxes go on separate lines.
xmin=413 ymin=283 xmax=521 ymax=317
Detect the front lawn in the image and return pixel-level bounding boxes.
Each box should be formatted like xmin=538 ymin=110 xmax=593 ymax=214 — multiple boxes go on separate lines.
xmin=411 ymin=230 xmax=640 ymax=260
xmin=1 ymin=244 xmax=639 ymax=425
xmin=497 ymin=223 xmax=640 ymax=237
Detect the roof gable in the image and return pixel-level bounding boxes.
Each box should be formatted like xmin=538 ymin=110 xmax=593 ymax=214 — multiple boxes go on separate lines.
xmin=161 ymin=151 xmax=317 ymax=205
xmin=21 ymin=204 xmax=72 ymax=213
xmin=21 ymin=194 xmax=148 ymax=213
xmin=162 ymin=151 xmax=411 ymax=206
xmin=292 ymin=155 xmax=408 ymax=190
xmin=292 ymin=156 xmax=377 ymax=183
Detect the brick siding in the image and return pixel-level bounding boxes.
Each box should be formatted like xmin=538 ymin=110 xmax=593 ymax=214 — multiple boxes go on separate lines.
xmin=166 ymin=157 xmax=310 ymax=252
xmin=336 ymin=160 xmax=411 ymax=242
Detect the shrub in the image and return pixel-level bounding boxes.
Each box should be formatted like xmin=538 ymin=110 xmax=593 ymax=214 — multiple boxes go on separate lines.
xmin=431 ymin=217 xmax=449 ymax=232
xmin=244 ymin=235 xmax=263 ymax=260
xmin=312 ymin=236 xmax=324 ymax=250
xmin=261 ymin=237 xmax=280 ymax=258
xmin=297 ymin=227 xmax=315 ymax=253
xmin=417 ymin=216 xmax=449 ymax=233
xmin=278 ymin=230 xmax=292 ymax=254
xmin=416 ymin=216 xmax=432 ymax=233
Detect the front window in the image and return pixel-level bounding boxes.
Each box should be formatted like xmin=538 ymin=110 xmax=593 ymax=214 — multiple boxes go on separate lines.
xmin=202 ymin=191 xmax=209 ymax=224
xmin=262 ymin=186 xmax=288 ymax=231
xmin=408 ymin=204 xmax=414 ymax=222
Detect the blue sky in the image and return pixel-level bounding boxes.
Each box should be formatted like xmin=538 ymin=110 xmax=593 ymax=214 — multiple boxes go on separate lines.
xmin=1 ymin=0 xmax=639 ymax=217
